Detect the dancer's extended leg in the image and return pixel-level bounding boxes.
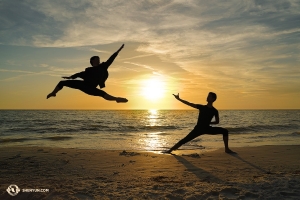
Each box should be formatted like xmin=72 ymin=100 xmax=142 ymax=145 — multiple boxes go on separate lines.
xmin=103 ymin=94 xmax=128 ymax=103
xmin=47 ymin=85 xmax=63 ymax=99
xmin=165 ymin=128 xmax=200 ymax=153
xmin=47 ymin=80 xmax=128 ymax=103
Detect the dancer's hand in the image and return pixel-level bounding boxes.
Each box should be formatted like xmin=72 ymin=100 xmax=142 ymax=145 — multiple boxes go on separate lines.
xmin=173 ymin=93 xmax=180 ymax=100
xmin=62 ymin=76 xmax=72 ymax=79
xmin=117 ymin=44 xmax=124 ymax=53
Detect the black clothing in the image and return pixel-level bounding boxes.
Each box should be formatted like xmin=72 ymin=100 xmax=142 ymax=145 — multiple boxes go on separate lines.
xmin=174 ymin=104 xmax=227 ymax=147
xmin=176 ymin=126 xmax=228 ymax=147
xmin=57 ymin=80 xmax=107 ymax=97
xmin=196 ymin=104 xmax=218 ymax=127
xmin=70 ymin=52 xmax=119 ymax=88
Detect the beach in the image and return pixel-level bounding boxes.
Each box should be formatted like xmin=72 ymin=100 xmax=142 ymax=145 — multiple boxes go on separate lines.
xmin=1 ymin=145 xmax=299 ymax=199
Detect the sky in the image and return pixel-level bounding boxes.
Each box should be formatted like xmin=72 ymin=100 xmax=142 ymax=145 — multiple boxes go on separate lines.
xmin=0 ymin=0 xmax=299 ymax=110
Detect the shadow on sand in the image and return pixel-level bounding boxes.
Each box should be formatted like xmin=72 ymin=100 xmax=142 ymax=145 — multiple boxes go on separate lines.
xmin=228 ymin=153 xmax=271 ymax=174
xmin=172 ymin=154 xmax=226 ymax=184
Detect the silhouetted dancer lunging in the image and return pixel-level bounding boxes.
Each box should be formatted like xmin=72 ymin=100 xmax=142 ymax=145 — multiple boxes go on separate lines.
xmin=165 ymin=92 xmax=235 ymax=154
xmin=47 ymin=44 xmax=128 ymax=103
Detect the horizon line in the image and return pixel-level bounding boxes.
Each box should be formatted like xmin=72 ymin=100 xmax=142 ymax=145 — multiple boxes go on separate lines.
xmin=1 ymin=108 xmax=299 ymax=111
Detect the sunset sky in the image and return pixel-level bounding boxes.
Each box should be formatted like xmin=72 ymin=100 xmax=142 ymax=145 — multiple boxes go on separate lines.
xmin=0 ymin=0 xmax=299 ymax=110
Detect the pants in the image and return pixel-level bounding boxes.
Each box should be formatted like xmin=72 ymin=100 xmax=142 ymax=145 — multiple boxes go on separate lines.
xmin=57 ymin=80 xmax=107 ymax=97
xmin=177 ymin=126 xmax=228 ymax=146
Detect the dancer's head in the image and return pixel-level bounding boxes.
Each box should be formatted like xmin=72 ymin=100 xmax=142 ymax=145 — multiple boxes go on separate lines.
xmin=207 ymin=92 xmax=217 ymax=103
xmin=90 ymin=56 xmax=100 ymax=67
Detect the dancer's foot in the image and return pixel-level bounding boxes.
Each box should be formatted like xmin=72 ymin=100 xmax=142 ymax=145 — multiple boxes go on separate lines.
xmin=116 ymin=97 xmax=128 ymax=103
xmin=47 ymin=93 xmax=56 ymax=99
xmin=225 ymin=148 xmax=236 ymax=154
xmin=161 ymin=149 xmax=172 ymax=154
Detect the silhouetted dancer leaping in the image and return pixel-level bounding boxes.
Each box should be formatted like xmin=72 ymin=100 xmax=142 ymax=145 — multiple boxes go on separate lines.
xmin=165 ymin=92 xmax=235 ymax=154
xmin=47 ymin=44 xmax=128 ymax=103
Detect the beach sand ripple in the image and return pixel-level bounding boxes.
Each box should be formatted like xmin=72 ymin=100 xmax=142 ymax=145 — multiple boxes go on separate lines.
xmin=0 ymin=145 xmax=299 ymax=199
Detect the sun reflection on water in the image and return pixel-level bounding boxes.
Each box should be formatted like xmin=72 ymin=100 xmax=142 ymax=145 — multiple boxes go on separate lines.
xmin=137 ymin=109 xmax=167 ymax=151
xmin=148 ymin=109 xmax=159 ymax=126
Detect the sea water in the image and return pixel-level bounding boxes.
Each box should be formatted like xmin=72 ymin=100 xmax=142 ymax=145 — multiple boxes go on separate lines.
xmin=0 ymin=110 xmax=299 ymax=152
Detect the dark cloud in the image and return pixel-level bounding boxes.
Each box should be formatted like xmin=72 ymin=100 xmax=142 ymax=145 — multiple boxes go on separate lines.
xmin=198 ymin=0 xmax=300 ymax=33
xmin=0 ymin=0 xmax=61 ymax=44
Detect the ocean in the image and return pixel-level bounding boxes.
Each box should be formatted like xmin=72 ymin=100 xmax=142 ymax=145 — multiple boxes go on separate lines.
xmin=0 ymin=110 xmax=299 ymax=152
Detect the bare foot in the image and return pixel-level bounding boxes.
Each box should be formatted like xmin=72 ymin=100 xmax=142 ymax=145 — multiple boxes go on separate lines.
xmin=116 ymin=97 xmax=128 ymax=103
xmin=161 ymin=150 xmax=172 ymax=154
xmin=47 ymin=93 xmax=56 ymax=99
xmin=225 ymin=149 xmax=236 ymax=154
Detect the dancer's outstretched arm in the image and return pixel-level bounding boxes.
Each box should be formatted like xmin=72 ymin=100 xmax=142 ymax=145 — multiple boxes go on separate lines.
xmin=173 ymin=93 xmax=198 ymax=109
xmin=104 ymin=44 xmax=124 ymax=69
xmin=62 ymin=71 xmax=85 ymax=80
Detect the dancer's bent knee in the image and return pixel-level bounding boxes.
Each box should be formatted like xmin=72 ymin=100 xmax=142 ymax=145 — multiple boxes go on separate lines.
xmin=222 ymin=129 xmax=229 ymax=137
xmin=57 ymin=81 xmax=65 ymax=89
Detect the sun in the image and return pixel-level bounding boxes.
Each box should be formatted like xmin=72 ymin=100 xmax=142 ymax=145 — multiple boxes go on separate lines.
xmin=141 ymin=78 xmax=165 ymax=101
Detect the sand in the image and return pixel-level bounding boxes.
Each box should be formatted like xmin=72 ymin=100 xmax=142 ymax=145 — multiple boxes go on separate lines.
xmin=1 ymin=145 xmax=299 ymax=200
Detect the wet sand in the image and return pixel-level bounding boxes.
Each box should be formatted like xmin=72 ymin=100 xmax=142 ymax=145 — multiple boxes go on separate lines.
xmin=1 ymin=145 xmax=299 ymax=199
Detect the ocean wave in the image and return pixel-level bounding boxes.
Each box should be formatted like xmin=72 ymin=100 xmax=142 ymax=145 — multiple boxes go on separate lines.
xmin=79 ymin=125 xmax=180 ymax=132
xmin=291 ymin=132 xmax=300 ymax=136
xmin=44 ymin=136 xmax=73 ymax=141
xmin=2 ymin=123 xmax=297 ymax=135
xmin=1 ymin=110 xmax=299 ymax=136
xmin=142 ymin=125 xmax=179 ymax=130
xmin=155 ymin=132 xmax=171 ymax=136
xmin=0 ymin=137 xmax=34 ymax=143
xmin=0 ymin=136 xmax=74 ymax=143
xmin=227 ymin=124 xmax=299 ymax=134
xmin=1 ymin=124 xmax=181 ymax=135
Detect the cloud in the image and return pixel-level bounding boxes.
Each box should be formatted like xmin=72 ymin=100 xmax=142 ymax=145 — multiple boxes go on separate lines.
xmin=120 ymin=54 xmax=154 ymax=61
xmin=0 ymin=0 xmax=299 ymax=97
xmin=1 ymin=1 xmax=298 ymax=55
xmin=124 ymin=61 xmax=155 ymax=72
xmin=0 ymin=63 xmax=79 ymax=81
xmin=0 ymin=68 xmax=40 ymax=81
xmin=0 ymin=69 xmax=36 ymax=74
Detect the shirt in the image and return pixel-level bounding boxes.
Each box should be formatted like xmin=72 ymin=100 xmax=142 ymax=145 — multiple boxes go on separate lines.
xmin=196 ymin=104 xmax=218 ymax=127
xmin=70 ymin=52 xmax=119 ymax=88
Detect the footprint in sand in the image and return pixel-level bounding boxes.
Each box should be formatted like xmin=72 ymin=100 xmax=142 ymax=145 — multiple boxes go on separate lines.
xmin=182 ymin=153 xmax=201 ymax=158
xmin=119 ymin=150 xmax=140 ymax=156
xmin=173 ymin=188 xmax=187 ymax=194
xmin=219 ymin=188 xmax=241 ymax=199
xmin=9 ymin=154 xmax=21 ymax=159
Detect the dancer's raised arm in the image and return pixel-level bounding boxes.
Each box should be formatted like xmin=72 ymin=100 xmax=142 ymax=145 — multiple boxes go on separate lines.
xmin=173 ymin=93 xmax=198 ymax=109
xmin=104 ymin=44 xmax=124 ymax=69
xmin=116 ymin=44 xmax=124 ymax=53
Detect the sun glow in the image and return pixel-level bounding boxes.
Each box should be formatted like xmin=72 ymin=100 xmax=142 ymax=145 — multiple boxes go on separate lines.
xmin=141 ymin=78 xmax=165 ymax=101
